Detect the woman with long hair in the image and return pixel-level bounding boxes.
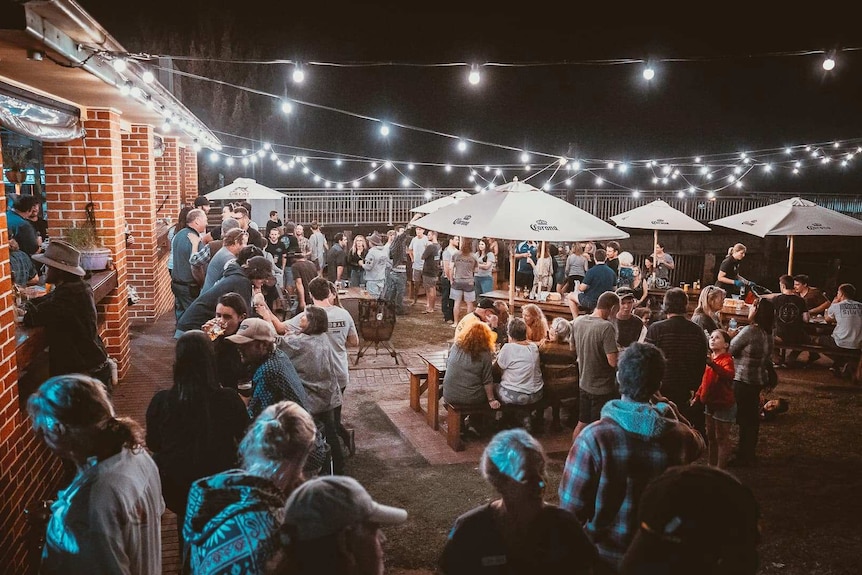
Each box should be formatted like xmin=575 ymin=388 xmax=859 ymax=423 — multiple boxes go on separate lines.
xmin=443 ymin=321 xmax=501 ymax=436
xmin=280 ymin=305 xmax=346 ymax=472
xmin=560 ymin=242 xmax=588 ymax=294
xmin=474 ymin=238 xmax=496 ymax=298
xmin=522 ymin=303 xmax=550 ymax=344
xmin=29 ymin=374 xmax=164 ymax=574
xmin=184 ymin=401 xmax=317 ymax=574
xmin=729 ymin=298 xmax=775 ymax=466
xmin=440 ymin=429 xmax=596 ymax=574
xmin=692 ymin=285 xmax=727 ymax=335
xmin=347 ymin=234 xmax=367 ymax=287
xmin=146 ymin=331 xmax=250 ymax=543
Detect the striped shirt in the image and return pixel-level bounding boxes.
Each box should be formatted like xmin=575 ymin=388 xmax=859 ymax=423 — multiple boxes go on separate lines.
xmin=729 ymin=324 xmax=774 ymax=386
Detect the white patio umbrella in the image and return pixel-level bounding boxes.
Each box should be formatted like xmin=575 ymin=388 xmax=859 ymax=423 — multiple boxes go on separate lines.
xmin=709 ymin=197 xmax=862 ymax=274
xmin=610 ymin=199 xmax=710 ymax=247
xmin=410 ymin=190 xmax=471 ymax=214
xmin=414 ymin=177 xmax=629 ymax=306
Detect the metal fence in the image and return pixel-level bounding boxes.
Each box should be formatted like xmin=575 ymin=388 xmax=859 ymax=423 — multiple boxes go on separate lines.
xmin=273 ymin=188 xmax=862 ymax=228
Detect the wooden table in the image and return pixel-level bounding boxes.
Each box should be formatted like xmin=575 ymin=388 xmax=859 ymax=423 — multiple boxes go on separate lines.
xmin=481 ymin=289 xmax=572 ymax=322
xmin=719 ymin=304 xmax=835 ymax=336
xmin=417 ymin=350 xmax=448 ymax=430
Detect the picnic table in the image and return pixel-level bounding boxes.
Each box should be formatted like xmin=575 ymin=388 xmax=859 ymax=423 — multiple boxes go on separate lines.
xmin=415 ymin=350 xmax=448 ymax=430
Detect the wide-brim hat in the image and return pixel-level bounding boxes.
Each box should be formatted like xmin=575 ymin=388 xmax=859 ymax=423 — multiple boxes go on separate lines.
xmin=368 ymin=232 xmax=383 ymax=246
xmin=32 ymin=240 xmax=86 ymax=277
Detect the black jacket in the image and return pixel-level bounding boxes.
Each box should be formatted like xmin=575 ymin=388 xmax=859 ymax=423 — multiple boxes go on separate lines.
xmin=24 ymin=279 xmax=108 ymax=376
xmin=177 ymin=264 xmax=252 ymax=332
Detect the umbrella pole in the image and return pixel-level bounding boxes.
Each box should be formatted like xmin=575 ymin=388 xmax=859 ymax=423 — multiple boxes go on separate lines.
xmin=509 ymin=243 xmax=516 ymax=309
xmin=654 ymin=229 xmax=658 ymax=249
xmin=788 ymin=235 xmax=795 ymax=275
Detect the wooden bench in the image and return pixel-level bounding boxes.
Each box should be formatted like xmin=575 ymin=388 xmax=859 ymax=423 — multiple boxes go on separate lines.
xmin=408 ymin=366 xmax=429 ymax=412
xmin=443 ymin=401 xmax=494 ymax=452
xmin=775 ymin=343 xmax=861 ymax=383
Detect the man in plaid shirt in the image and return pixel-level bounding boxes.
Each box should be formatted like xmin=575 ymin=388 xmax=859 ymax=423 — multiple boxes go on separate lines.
xmin=559 ymin=342 xmax=704 ymax=572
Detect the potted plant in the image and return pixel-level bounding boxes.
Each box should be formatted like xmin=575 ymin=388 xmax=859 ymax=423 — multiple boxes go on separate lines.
xmin=63 ymin=224 xmax=112 ymax=271
xmin=2 ymin=146 xmax=32 ymax=184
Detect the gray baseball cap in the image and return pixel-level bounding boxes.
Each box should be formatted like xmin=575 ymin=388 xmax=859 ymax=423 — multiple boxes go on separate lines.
xmin=283 ymin=476 xmax=407 ymax=541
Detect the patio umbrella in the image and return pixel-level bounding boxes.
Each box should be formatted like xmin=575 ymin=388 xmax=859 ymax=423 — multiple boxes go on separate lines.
xmin=610 ymin=199 xmax=710 ymax=247
xmin=410 ymin=190 xmax=472 ymax=214
xmin=414 ymin=177 xmax=629 ymax=306
xmin=709 ymin=197 xmax=862 ymax=274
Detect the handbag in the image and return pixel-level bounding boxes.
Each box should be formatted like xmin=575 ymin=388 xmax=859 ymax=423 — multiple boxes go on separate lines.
xmin=762 ymin=361 xmax=779 ymax=391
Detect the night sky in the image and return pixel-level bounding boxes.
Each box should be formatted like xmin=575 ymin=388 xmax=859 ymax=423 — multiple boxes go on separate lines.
xmin=73 ymin=1 xmax=862 ymax=195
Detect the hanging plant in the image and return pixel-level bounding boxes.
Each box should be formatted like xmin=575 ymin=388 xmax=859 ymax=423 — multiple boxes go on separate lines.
xmin=2 ymin=146 xmax=32 ymax=183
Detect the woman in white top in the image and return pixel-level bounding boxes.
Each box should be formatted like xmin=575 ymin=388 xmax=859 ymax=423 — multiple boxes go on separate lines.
xmin=495 ymin=317 xmax=544 ymax=406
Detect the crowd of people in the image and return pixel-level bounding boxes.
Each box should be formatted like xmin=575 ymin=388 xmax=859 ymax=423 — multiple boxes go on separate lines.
xmin=18 ymin=199 xmax=861 ymax=575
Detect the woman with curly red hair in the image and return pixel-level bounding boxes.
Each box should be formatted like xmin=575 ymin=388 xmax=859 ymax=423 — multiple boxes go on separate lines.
xmin=443 ymin=321 xmax=501 ymax=436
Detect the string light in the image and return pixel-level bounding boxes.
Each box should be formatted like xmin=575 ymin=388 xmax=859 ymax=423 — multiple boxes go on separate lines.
xmin=642 ymin=65 xmax=655 ymax=81
xmin=380 ymin=124 xmax=390 ymax=137
xmin=281 ymin=100 xmax=294 ymax=114
xmin=822 ymin=56 xmax=836 ymax=71
xmin=112 ymin=57 xmax=127 ymax=72
xmin=468 ymin=65 xmax=481 ymax=85
xmin=292 ymin=64 xmax=305 ymax=84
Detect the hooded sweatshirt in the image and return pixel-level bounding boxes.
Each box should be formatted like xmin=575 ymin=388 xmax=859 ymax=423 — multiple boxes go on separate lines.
xmin=558 ymin=398 xmax=705 ymax=570
xmin=176 ymin=264 xmax=252 ymax=333
xmin=184 ymin=470 xmax=286 ymax=575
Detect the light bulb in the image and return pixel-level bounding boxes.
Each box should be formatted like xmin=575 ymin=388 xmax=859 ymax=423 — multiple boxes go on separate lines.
xmin=142 ymin=70 xmax=154 ymax=83
xmin=457 ymin=140 xmax=467 ymax=152
xmin=281 ymin=100 xmax=293 ymax=114
xmin=209 ymin=152 xmax=219 ymax=163
xmin=520 ymin=152 xmax=530 ymax=163
xmin=112 ymin=57 xmax=127 ymax=72
xmin=263 ymin=143 xmax=271 ymax=150
xmin=242 ymin=158 xmax=249 ymax=166
xmin=643 ymin=67 xmax=655 ymax=81
xmin=380 ymin=124 xmax=390 ymax=137
xmin=226 ymin=157 xmax=234 ymax=166
xmin=822 ymin=57 xmax=835 ymax=71
xmin=292 ymin=66 xmax=305 ymax=83
xmin=424 ymin=191 xmax=432 ymax=199
xmin=119 ymin=81 xmax=132 ymax=96
xmin=445 ymin=164 xmax=452 ymax=172
xmin=468 ymin=66 xmax=481 ymax=85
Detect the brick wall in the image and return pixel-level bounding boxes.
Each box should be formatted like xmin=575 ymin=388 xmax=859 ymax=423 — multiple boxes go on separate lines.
xmin=0 ymin=142 xmax=65 ymax=571
xmin=122 ymin=125 xmax=166 ymax=324
xmin=179 ymin=144 xmax=199 ymax=205
xmin=156 ymin=136 xmax=182 ymax=222
xmin=42 ymin=108 xmax=130 ymax=378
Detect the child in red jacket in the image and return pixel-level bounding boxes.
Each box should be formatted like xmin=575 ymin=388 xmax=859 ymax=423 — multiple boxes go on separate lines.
xmin=693 ymin=329 xmax=736 ymax=468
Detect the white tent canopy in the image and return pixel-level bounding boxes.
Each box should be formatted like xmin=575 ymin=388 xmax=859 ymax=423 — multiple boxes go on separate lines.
xmin=410 ymin=190 xmax=472 ymax=214
xmin=710 ymin=197 xmax=862 ymax=274
xmin=205 ymin=177 xmax=286 ymax=200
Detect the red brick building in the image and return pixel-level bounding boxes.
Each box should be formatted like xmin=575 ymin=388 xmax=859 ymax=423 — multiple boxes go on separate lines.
xmin=0 ymin=2 xmax=214 ymax=569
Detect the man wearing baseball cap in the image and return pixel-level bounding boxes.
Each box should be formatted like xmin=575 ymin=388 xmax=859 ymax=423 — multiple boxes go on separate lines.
xmin=226 ymin=318 xmax=307 ymax=417
xmin=621 ymin=465 xmax=760 ymax=575
xmin=276 ymin=475 xmax=407 ymax=574
xmin=453 ymin=297 xmax=499 ymax=343
xmin=612 ymin=287 xmax=646 ymax=348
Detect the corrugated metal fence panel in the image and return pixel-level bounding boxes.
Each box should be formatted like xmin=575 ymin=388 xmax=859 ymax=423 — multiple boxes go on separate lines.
xmin=273 ymin=189 xmax=862 ymax=227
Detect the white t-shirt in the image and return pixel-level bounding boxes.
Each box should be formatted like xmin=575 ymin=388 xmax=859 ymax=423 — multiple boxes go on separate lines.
xmin=409 ymin=236 xmax=430 ymax=271
xmin=828 ymin=299 xmax=862 ymax=349
xmin=287 ymin=304 xmax=358 ymax=390
xmin=496 ymin=342 xmax=544 ymax=395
